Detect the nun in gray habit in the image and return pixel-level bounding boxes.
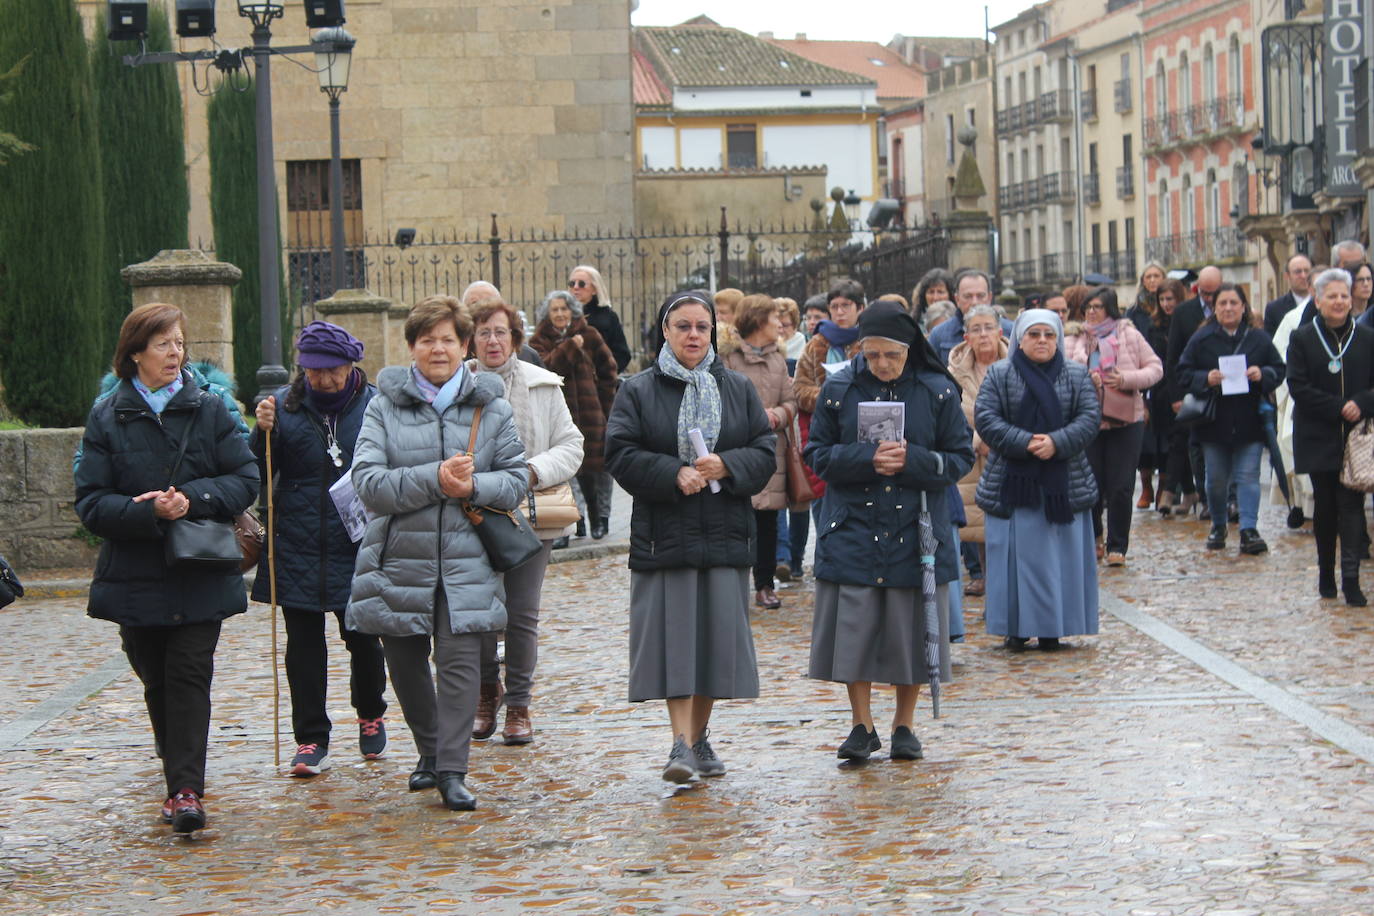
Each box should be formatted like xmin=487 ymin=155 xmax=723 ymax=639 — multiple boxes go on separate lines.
xmin=805 ymin=302 xmax=974 ymax=763
xmin=604 ymin=291 xmax=776 ymax=784
xmin=975 ymin=308 xmax=1101 ymax=652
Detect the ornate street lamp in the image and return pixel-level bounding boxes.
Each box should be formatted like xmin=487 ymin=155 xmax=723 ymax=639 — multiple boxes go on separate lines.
xmin=314 ymin=27 xmax=355 ymax=295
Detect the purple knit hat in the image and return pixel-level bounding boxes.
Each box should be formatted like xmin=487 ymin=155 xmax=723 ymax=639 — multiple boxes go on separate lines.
xmin=295 ymin=320 xmax=364 ymax=368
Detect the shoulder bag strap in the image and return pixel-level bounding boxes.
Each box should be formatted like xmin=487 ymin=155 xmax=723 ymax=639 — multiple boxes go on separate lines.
xmin=167 ymin=407 xmax=197 ymax=487
xmin=465 ymin=404 xmax=483 ymax=457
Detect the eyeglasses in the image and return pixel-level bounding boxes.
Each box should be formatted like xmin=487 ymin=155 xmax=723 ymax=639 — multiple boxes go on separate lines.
xmin=965 ymin=325 xmax=998 ymax=336
xmin=569 ymin=279 xmax=590 ymax=289
xmin=1023 ymin=329 xmax=1057 ymax=341
xmin=476 ymin=328 xmax=511 ymax=341
xmin=1084 ymin=303 xmax=1106 ymax=313
xmin=669 ymin=321 xmax=713 ymax=335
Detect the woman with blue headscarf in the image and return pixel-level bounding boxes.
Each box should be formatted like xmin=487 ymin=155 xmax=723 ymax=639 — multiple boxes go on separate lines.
xmin=605 ymin=291 xmax=776 ymax=784
xmin=975 ymin=309 xmax=1102 ymax=652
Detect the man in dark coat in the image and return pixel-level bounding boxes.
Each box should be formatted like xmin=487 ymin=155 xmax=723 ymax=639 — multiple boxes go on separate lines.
xmin=1263 ymin=254 xmax=1313 ymax=338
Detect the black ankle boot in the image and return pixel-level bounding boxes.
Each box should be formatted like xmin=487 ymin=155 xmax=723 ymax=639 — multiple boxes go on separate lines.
xmin=591 ymin=516 xmax=608 ymax=540
xmin=1344 ymin=577 xmax=1368 ymax=607
xmin=1319 ymin=569 xmax=1338 ymax=599
xmin=436 ymin=771 xmax=476 ymax=810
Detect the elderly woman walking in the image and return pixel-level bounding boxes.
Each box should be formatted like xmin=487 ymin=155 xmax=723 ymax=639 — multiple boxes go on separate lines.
xmin=252 ymin=321 xmax=388 ymax=777
xmin=346 ymin=295 xmax=527 ymax=811
xmin=723 ymin=294 xmax=798 ymax=609
xmin=605 ymin=291 xmax=775 ymax=783
xmin=530 ymin=289 xmax=620 ymax=542
xmin=1287 ymin=268 xmax=1374 ymax=604
xmin=806 ymin=301 xmax=973 ymax=760
xmin=75 ymin=303 xmax=259 ymax=833
xmin=976 ymin=309 xmax=1101 ymax=651
xmin=466 ymin=298 xmax=584 ymax=742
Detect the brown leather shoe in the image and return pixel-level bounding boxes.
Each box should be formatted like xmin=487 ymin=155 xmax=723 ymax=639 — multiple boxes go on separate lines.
xmin=755 ymin=588 xmax=781 ymax=609
xmin=502 ymin=706 xmax=534 ymax=745
xmin=473 ymin=681 xmax=504 ymax=740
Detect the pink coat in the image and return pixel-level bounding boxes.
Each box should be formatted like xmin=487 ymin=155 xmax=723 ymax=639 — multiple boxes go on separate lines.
xmin=1065 ymin=319 xmax=1163 ymax=426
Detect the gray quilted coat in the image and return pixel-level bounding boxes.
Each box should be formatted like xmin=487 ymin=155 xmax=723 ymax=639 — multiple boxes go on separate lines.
xmin=345 ymin=367 xmax=527 ymax=637
xmin=973 ymin=357 xmax=1100 ymax=519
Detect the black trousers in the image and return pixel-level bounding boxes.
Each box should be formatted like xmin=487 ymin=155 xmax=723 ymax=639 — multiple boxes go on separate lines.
xmin=1086 ymin=421 xmax=1147 ymax=554
xmin=1310 ymin=470 xmax=1367 ymax=579
xmin=282 ymin=607 xmax=388 ymax=747
xmin=1163 ymin=422 xmax=1196 ymax=496
xmin=754 ymin=508 xmax=779 ymax=590
xmin=120 ymin=620 xmax=221 ymax=797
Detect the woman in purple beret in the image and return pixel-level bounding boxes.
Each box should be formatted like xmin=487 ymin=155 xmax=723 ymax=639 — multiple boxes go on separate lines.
xmin=251 ymin=321 xmax=389 ymax=777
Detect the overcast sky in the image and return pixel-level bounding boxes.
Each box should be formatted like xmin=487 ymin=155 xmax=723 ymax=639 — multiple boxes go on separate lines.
xmin=631 ymin=0 xmax=1032 ymax=43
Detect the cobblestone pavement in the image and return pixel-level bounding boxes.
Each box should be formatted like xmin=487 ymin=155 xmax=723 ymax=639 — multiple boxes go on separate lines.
xmin=3 ymin=493 xmax=1374 ymax=914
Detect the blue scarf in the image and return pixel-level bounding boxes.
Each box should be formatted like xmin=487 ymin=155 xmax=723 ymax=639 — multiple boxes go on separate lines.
xmin=1002 ymin=349 xmax=1073 ymax=524
xmin=132 ymin=370 xmax=185 ymax=415
xmin=816 ymin=320 xmax=861 ymax=351
xmin=657 ymin=344 xmax=722 ymax=465
xmin=412 ymin=364 xmax=465 ymax=414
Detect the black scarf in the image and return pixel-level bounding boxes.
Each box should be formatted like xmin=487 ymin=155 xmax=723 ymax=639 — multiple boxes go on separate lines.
xmin=1001 ymin=348 xmax=1073 ymax=524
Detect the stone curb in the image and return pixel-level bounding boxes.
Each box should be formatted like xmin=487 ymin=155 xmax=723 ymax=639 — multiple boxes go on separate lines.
xmin=16 ymin=540 xmax=632 ymax=601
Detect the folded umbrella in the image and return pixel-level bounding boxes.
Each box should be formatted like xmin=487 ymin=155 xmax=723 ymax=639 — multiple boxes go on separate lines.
xmin=918 ymin=492 xmax=942 ymax=718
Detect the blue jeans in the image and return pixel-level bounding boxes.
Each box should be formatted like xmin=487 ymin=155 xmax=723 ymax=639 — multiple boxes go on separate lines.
xmin=1201 ymin=440 xmax=1263 ymax=531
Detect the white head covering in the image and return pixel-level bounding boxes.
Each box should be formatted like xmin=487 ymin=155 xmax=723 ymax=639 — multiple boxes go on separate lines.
xmin=1010 ymin=308 xmax=1063 ymax=352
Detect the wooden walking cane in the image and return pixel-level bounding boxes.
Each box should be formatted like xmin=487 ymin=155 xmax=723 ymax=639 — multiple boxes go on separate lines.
xmin=266 ymin=429 xmax=281 ymax=768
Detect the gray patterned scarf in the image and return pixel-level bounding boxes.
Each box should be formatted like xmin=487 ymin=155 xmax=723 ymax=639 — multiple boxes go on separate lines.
xmin=657 ymin=344 xmax=722 ymax=465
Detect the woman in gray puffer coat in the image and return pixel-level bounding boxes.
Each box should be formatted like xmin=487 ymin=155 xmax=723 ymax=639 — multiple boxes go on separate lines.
xmin=346 ymin=295 xmax=527 ymax=812
xmin=975 ymin=309 xmax=1101 ymax=652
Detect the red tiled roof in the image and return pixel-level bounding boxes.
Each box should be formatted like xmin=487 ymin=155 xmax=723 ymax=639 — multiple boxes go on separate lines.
xmin=633 ymin=50 xmax=671 ymax=107
xmin=767 ymin=38 xmax=924 ymax=101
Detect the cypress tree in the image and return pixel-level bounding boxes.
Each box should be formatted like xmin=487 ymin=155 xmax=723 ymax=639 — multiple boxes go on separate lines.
xmin=91 ymin=2 xmax=190 ymax=359
xmin=208 ymin=85 xmax=287 ymax=399
xmin=0 ymin=0 xmax=105 ymax=426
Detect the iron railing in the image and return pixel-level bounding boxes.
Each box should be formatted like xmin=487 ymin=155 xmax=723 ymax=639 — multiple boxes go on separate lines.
xmin=1144 ymin=228 xmax=1247 ymax=266
xmin=1116 ymin=165 xmax=1135 ymax=199
xmin=1113 ymin=78 xmax=1133 ymax=113
xmin=1084 ymin=172 xmax=1101 ymax=205
xmin=1001 ymin=258 xmax=1039 ymax=284
xmin=1081 ymin=89 xmax=1098 ymax=120
xmin=1144 ymin=94 xmax=1246 ymax=148
xmin=1086 ymin=250 xmax=1138 ymax=282
xmin=279 ymin=211 xmax=948 ymax=363
xmin=1040 ymin=251 xmax=1079 ymax=284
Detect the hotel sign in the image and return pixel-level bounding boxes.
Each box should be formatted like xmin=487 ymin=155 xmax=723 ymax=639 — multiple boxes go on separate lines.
xmin=1324 ymin=0 xmax=1365 ymax=195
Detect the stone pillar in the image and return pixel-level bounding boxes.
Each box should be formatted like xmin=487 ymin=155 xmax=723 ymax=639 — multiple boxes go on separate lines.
xmin=121 ymin=250 xmax=241 ymax=374
xmin=314 ymin=288 xmax=396 ymax=382
xmin=387 ymin=302 xmax=412 ymax=368
xmin=946 ymin=127 xmax=994 ymax=274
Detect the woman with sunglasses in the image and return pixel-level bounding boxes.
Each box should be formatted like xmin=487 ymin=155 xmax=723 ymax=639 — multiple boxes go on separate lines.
xmin=568 ymin=265 xmax=627 ymax=538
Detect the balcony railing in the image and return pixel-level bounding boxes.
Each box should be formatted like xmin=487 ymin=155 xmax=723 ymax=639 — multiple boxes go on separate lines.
xmin=1144 ymin=95 xmax=1247 ymax=149
xmin=1038 ymin=89 xmax=1074 ymax=122
xmin=1041 ymin=251 xmax=1079 ymax=283
xmin=1086 ymin=250 xmax=1138 ymax=282
xmin=1113 ymin=78 xmax=1132 ymax=113
xmin=1038 ymin=171 xmax=1076 ymax=202
xmin=883 ymin=177 xmax=906 ymax=199
xmin=1001 ymin=258 xmax=1039 ymax=284
xmin=1116 ymin=165 xmax=1134 ymax=199
xmin=1081 ymin=89 xmax=1098 ymax=120
xmin=1084 ymin=171 xmax=1100 ymax=205
xmin=1144 ymin=228 xmax=1248 ymax=266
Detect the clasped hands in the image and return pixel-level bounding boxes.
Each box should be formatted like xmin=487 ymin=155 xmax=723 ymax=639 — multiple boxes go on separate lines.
xmin=438 ymin=453 xmax=474 ymax=499
xmin=133 ymin=486 xmax=190 ymax=520
xmin=1026 ymin=433 xmax=1057 ymax=460
xmin=677 ymin=454 xmax=728 ymax=495
xmin=872 ymin=440 xmax=907 ymax=477
xmin=1206 ymin=365 xmax=1262 ymax=386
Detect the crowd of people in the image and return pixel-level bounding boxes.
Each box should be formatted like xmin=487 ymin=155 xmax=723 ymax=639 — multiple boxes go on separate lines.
xmin=67 ymin=239 xmax=1374 ymax=833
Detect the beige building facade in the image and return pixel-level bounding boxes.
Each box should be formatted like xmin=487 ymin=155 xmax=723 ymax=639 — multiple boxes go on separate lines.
xmin=921 ymin=53 xmax=999 ymax=227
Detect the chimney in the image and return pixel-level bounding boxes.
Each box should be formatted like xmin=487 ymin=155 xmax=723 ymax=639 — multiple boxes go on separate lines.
xmin=796 ymin=33 xmax=807 ymax=41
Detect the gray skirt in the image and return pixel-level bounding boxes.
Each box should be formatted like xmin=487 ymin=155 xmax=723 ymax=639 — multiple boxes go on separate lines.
xmin=628 ymin=567 xmax=759 ymax=702
xmin=809 ymin=580 xmax=953 ymax=686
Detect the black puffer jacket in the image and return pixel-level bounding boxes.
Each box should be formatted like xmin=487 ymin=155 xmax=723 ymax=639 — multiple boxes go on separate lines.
xmin=250 ymin=371 xmax=376 ymax=611
xmin=1176 ymin=323 xmax=1285 ymax=446
xmin=1287 ymin=319 xmax=1374 ymax=473
xmin=605 ymin=358 xmax=776 ymax=571
xmin=75 ymin=372 xmax=260 ymax=627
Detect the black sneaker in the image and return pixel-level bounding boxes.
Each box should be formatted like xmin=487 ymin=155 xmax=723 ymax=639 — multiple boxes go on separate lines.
xmin=289 ymin=743 xmax=330 ymax=777
xmin=1238 ymin=528 xmax=1267 ymax=555
xmin=692 ymin=729 xmax=726 ymax=777
xmin=358 ymin=717 xmax=387 ymax=759
xmin=889 ymin=726 xmax=923 ymax=761
xmin=662 ymin=737 xmax=699 ymax=783
xmin=1003 ymin=636 xmax=1028 ymax=652
xmin=1205 ymin=526 xmax=1226 ymax=550
xmin=837 ymin=724 xmax=881 ymax=761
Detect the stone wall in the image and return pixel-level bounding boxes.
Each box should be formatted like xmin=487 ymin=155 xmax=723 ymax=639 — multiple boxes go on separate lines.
xmin=634 ymin=167 xmax=828 ymax=228
xmin=0 ymin=429 xmax=97 ymax=571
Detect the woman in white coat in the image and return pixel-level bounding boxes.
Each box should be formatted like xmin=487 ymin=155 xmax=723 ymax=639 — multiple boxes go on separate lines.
xmin=467 ymin=299 xmax=584 ymax=746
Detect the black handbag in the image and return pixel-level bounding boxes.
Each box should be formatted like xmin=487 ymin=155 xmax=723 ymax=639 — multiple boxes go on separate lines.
xmin=1175 ymin=391 xmax=1217 ymax=428
xmin=163 ymin=418 xmax=243 ymax=571
xmin=459 ymin=405 xmax=543 ymax=572
xmin=0 ymin=554 xmax=24 ymax=609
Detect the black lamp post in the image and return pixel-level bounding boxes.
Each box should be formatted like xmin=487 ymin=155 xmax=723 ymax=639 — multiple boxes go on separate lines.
xmin=314 ymin=27 xmax=355 ymax=296
xmin=108 ymin=0 xmax=349 ymax=403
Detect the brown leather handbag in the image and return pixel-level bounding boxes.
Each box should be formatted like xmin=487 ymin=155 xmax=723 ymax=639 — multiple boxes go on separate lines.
xmin=783 ymin=418 xmax=815 ymax=505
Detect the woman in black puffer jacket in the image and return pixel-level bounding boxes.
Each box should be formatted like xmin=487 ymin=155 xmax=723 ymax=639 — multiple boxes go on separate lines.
xmin=75 ymin=303 xmax=258 ymax=835
xmin=251 ymin=321 xmax=387 ymax=777
xmin=605 ymin=291 xmax=775 ymax=785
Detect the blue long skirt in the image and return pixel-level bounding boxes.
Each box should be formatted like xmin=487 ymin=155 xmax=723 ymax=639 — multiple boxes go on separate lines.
xmin=985 ymin=507 xmax=1099 ymax=639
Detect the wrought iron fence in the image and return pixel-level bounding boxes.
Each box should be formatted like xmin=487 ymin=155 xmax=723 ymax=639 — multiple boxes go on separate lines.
xmin=280 ymin=210 xmax=947 ymax=364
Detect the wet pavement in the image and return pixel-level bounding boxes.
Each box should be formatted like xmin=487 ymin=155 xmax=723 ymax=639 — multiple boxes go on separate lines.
xmin=3 ymin=488 xmax=1374 ymax=914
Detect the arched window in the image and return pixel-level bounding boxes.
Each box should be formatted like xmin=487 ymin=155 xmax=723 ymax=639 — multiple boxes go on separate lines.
xmin=1203 ymin=46 xmax=1216 ymax=107
xmin=1159 ymin=178 xmax=1171 ymax=236
xmin=1181 ymin=173 xmax=1194 ymax=237
xmin=1206 ymin=168 xmax=1219 ymax=229
xmin=1232 ymin=162 xmax=1249 ymax=219
xmin=1228 ymin=35 xmax=1242 ymax=104
xmin=1179 ymin=50 xmax=1192 ymax=112
xmin=1155 ymin=60 xmax=1167 ymax=120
